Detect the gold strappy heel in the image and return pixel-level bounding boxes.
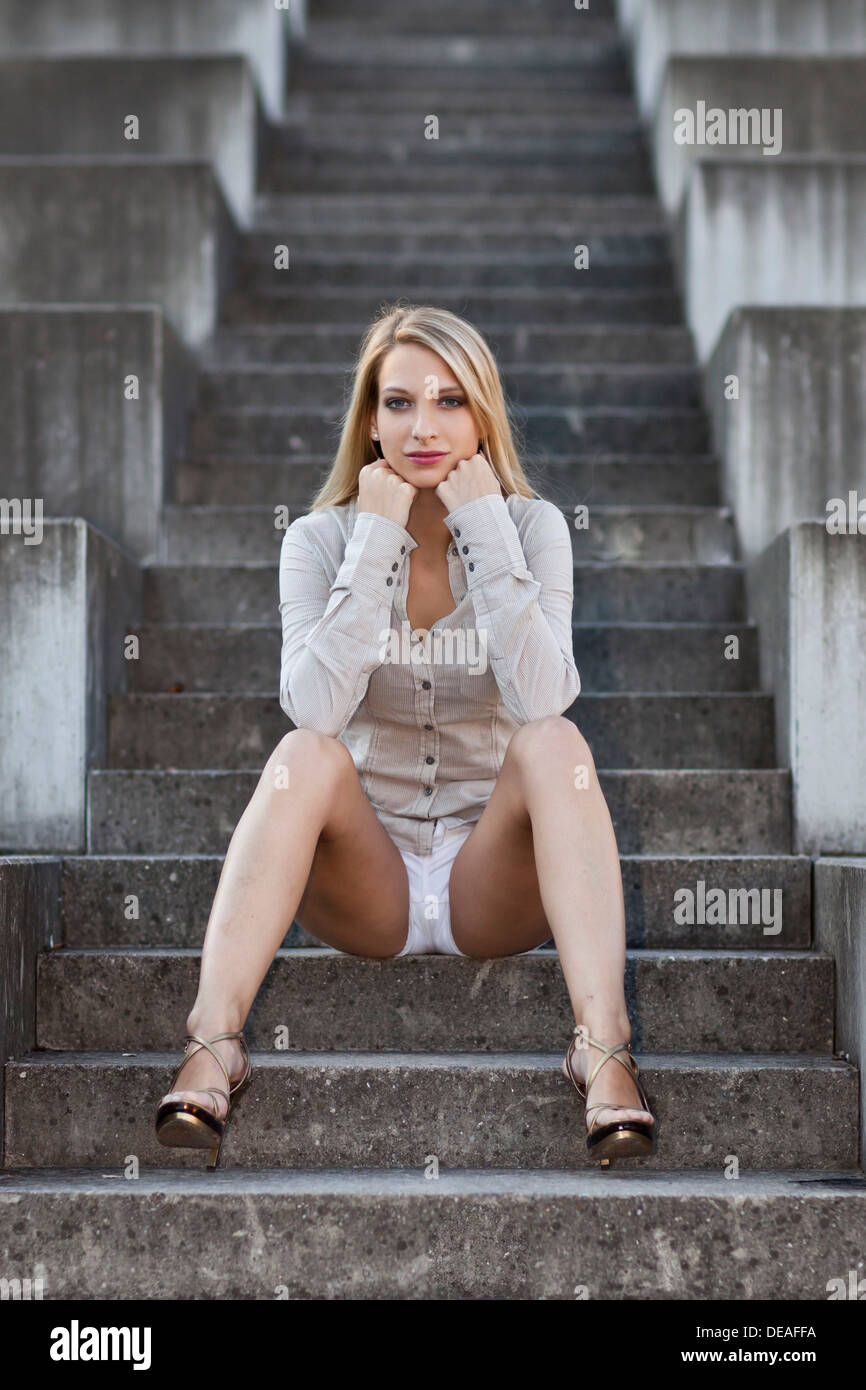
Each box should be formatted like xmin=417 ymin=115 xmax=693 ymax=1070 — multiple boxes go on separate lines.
xmin=561 ymin=1028 xmax=656 ymax=1167
xmin=155 ymin=1031 xmax=251 ymax=1170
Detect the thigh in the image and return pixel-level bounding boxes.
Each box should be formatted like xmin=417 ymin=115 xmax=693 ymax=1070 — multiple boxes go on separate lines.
xmin=448 ymin=740 xmax=553 ymax=959
xmin=290 ymin=733 xmax=410 ymax=958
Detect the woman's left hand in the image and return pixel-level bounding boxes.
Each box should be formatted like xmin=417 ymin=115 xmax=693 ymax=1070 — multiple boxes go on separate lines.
xmin=435 ymin=451 xmax=504 ymax=513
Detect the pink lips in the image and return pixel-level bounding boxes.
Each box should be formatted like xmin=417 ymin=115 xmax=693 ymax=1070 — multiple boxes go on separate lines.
xmin=406 ymin=452 xmax=447 ymax=464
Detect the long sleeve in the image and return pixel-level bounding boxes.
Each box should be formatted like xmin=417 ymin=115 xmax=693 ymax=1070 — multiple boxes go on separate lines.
xmin=278 ymin=510 xmax=418 ymax=737
xmin=443 ymin=493 xmax=581 ymax=724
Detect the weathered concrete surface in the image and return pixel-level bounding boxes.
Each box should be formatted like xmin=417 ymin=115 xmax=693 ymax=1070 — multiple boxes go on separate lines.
xmin=35 ymin=948 xmax=834 ymax=1053
xmin=85 ymin=769 xmax=793 ymax=855
xmin=0 ymin=58 xmax=262 ymax=228
xmin=0 ymin=307 xmax=196 ymax=562
xmin=1 ymin=1168 xmax=864 ymax=1300
xmin=0 ymin=520 xmax=141 ymax=852
xmin=677 ymin=158 xmax=866 ymax=361
xmin=705 ymin=309 xmax=866 ymax=563
xmin=0 ymin=160 xmax=238 ymax=349
xmin=0 ymin=858 xmax=60 ymax=1162
xmin=655 ymin=57 xmax=866 ymax=213
xmin=623 ymin=0 xmax=866 ymax=117
xmin=747 ymin=524 xmax=866 ymax=854
xmin=4 ymin=1051 xmax=859 ymax=1171
xmin=58 ymin=852 xmax=812 ymax=950
xmin=0 ymin=0 xmax=286 ymax=120
xmin=814 ymin=860 xmax=866 ymax=1167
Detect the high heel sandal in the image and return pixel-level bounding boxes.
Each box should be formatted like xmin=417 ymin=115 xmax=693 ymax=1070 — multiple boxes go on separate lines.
xmin=561 ymin=1028 xmax=656 ymax=1168
xmin=155 ymin=1031 xmax=251 ymax=1170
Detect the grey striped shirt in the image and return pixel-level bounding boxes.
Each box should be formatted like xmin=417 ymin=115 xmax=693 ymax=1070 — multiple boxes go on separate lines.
xmin=278 ymin=492 xmax=581 ymax=855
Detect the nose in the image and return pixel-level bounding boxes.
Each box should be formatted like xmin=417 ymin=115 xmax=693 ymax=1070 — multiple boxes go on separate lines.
xmin=410 ymin=407 xmax=438 ymax=441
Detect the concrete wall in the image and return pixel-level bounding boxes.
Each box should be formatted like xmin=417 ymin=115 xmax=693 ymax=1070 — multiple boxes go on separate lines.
xmin=0 ymin=159 xmax=238 ymax=350
xmin=0 ymin=57 xmax=263 ymax=229
xmin=655 ymin=57 xmax=866 ymax=215
xmin=746 ymin=524 xmax=866 ymax=856
xmin=625 ymin=0 xmax=866 ymax=119
xmin=676 ymin=157 xmax=866 ymax=362
xmin=814 ymin=860 xmax=866 ymax=1164
xmin=0 ymin=0 xmax=287 ymax=120
xmin=0 ymin=307 xmax=197 ymax=563
xmin=705 ymin=308 xmax=866 ymax=563
xmin=0 ymin=519 xmax=142 ymax=853
xmin=0 ymin=859 xmax=61 ymax=1163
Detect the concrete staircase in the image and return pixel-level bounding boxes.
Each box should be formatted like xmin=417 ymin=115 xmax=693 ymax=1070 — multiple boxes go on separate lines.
xmin=3 ymin=0 xmax=865 ymax=1299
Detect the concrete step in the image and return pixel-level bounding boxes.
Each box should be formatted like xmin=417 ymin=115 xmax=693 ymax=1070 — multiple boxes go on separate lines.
xmin=297 ymin=46 xmax=628 ymax=88
xmin=241 ymin=228 xmax=671 ymax=260
xmin=105 ymin=693 xmax=776 ymax=771
xmin=274 ymin=128 xmax=648 ymax=158
xmin=173 ymin=455 xmax=721 ymax=507
xmin=302 ymin=27 xmax=622 ymax=56
xmin=36 ymin=949 xmax=832 ymax=1052
xmin=85 ymin=770 xmax=791 ymax=854
xmin=163 ymin=502 xmax=732 ymax=563
xmin=59 ymin=853 xmax=812 ymax=950
xmin=4 ymin=1051 xmax=856 ymax=1171
xmin=127 ymin=622 xmax=758 ymax=695
xmin=1 ymin=1167 xmax=864 ymax=1299
xmin=235 ymin=255 xmax=675 ymax=294
xmin=260 ymin=156 xmax=653 ymax=194
xmin=186 ymin=406 xmax=709 ymax=456
xmin=194 ymin=364 xmax=697 ymax=413
xmin=221 ymin=287 xmax=685 ymax=325
xmin=252 ymin=191 xmax=666 ymax=227
xmin=309 ymin=0 xmax=618 ymax=29
xmin=200 ymin=323 xmax=696 ymax=367
xmin=142 ymin=562 xmax=743 ymax=624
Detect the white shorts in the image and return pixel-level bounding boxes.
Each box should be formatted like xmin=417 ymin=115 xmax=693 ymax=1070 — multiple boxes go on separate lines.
xmin=395 ymin=819 xmax=473 ymax=956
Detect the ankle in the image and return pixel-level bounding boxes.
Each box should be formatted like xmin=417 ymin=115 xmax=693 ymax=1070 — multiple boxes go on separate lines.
xmin=185 ymin=1009 xmax=245 ymax=1041
xmin=573 ymin=1014 xmax=632 ymax=1048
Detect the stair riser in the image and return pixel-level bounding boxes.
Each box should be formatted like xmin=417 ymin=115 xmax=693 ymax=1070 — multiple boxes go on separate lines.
xmin=204 ymin=328 xmax=694 ymax=366
xmin=142 ymin=567 xmax=744 ymax=625
xmin=187 ymin=409 xmax=710 ymax=456
xmin=235 ymin=261 xmax=674 ymax=292
xmin=222 ymin=289 xmax=684 ymax=324
xmin=85 ymin=771 xmax=791 ymax=854
xmin=242 ymin=231 xmax=670 ymax=259
xmin=4 ymin=1060 xmax=856 ymax=1170
xmin=37 ymin=952 xmax=832 ymax=1052
xmin=276 ymin=131 xmax=648 ymax=157
xmin=127 ymin=624 xmax=759 ymax=695
xmin=261 ymin=165 xmax=653 ymax=193
xmin=174 ymin=458 xmax=721 ymax=508
xmin=164 ymin=506 xmax=733 ymax=563
xmin=1 ymin=1187 xmax=863 ymax=1300
xmin=60 ymin=854 xmax=812 ymax=950
xmin=106 ymin=695 xmax=775 ymax=771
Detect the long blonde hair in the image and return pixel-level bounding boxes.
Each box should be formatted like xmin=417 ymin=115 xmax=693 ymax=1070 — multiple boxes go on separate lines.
xmin=308 ymin=301 xmax=544 ymax=511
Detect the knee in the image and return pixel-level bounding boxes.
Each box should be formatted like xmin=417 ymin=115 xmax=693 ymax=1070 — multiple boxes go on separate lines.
xmin=262 ymin=728 xmax=354 ymax=795
xmin=506 ymin=714 xmax=595 ymax=773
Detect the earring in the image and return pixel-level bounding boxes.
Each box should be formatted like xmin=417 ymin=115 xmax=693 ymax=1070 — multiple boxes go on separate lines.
xmin=372 ymin=431 xmax=379 ymax=439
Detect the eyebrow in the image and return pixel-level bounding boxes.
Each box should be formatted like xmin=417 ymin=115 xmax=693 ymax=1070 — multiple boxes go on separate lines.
xmin=381 ymin=383 xmax=464 ymax=394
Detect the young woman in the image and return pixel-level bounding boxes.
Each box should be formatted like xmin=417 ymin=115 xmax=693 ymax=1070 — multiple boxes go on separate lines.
xmin=155 ymin=303 xmax=657 ymax=1169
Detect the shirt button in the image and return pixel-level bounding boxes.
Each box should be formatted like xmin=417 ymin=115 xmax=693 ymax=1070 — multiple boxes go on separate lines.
xmin=425 ymin=755 xmax=434 ymax=764
xmin=400 ymin=545 xmax=406 ymax=553
xmin=386 ymin=576 xmax=393 ymax=585
xmin=424 ymin=723 xmax=433 ymax=730
xmin=423 ymin=786 xmax=433 ymax=795
xmin=462 ymin=545 xmax=469 ymax=554
xmin=454 ymin=528 xmax=461 ymax=537
xmin=422 ymin=680 xmax=431 ymax=689
xmin=391 ymin=562 xmax=398 ymax=571
xmin=451 ymin=547 xmax=458 ymax=556
xmin=468 ymin=562 xmax=475 ymax=571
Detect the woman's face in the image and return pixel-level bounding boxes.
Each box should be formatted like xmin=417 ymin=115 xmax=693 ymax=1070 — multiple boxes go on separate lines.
xmin=370 ymin=342 xmax=481 ymax=489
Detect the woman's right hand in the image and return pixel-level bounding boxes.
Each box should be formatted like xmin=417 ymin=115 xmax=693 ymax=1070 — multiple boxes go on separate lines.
xmin=357 ymin=462 xmax=418 ymax=530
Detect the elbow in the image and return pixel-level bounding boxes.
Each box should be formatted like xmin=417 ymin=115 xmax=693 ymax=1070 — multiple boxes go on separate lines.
xmin=279 ymin=682 xmax=344 ymax=739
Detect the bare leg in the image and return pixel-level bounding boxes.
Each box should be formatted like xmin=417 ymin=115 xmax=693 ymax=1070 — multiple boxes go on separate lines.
xmin=160 ymin=728 xmax=407 ymax=1114
xmin=448 ymin=716 xmax=653 ymax=1130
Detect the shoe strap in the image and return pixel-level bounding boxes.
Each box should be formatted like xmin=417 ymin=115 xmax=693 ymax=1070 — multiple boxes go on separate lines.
xmin=565 ymin=1031 xmax=651 ymax=1120
xmin=170 ymin=1031 xmax=249 ymax=1097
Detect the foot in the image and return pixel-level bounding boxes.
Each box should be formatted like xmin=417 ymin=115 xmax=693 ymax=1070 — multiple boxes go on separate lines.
xmin=159 ymin=1035 xmax=247 ymax=1122
xmin=564 ymin=1032 xmax=655 ymax=1134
